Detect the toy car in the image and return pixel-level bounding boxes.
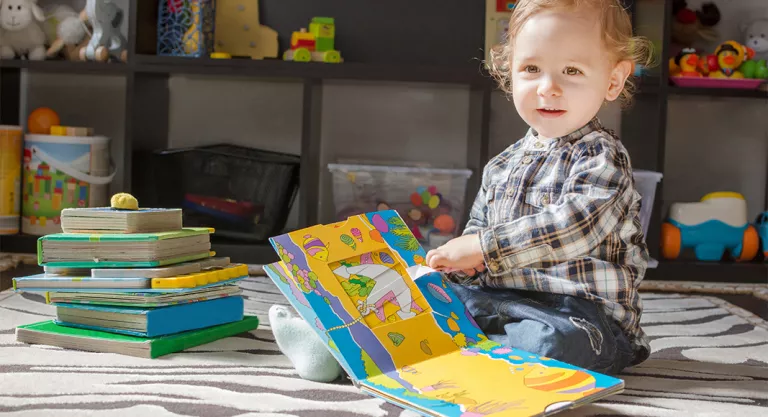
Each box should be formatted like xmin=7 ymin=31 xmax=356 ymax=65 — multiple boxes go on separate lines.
xmin=661 ymin=192 xmax=758 ymax=262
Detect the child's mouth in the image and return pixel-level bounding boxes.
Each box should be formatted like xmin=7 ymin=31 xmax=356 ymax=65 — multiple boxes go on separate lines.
xmin=537 ymin=108 xmax=566 ymax=118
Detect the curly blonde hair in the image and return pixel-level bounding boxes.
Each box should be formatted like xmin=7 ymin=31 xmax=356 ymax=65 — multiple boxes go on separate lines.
xmin=488 ymin=0 xmax=655 ymax=108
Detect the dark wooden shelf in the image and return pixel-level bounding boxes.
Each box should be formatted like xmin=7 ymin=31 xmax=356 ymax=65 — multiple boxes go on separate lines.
xmin=668 ymin=84 xmax=768 ymax=99
xmin=646 ymin=259 xmax=768 ymax=284
xmin=134 ymin=55 xmax=488 ymax=85
xmin=0 ymin=59 xmax=130 ymax=74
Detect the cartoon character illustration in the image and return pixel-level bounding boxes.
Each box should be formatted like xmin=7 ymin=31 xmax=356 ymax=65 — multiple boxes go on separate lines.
xmin=332 ymin=262 xmax=421 ymax=322
xmin=303 ymin=234 xmax=329 ymax=261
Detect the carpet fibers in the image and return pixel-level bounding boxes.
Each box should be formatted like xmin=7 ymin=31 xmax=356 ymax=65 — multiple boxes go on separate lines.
xmin=1 ymin=277 xmax=766 ymax=416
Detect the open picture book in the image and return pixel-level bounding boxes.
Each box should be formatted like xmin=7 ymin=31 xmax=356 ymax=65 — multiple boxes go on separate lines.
xmin=262 ymin=210 xmax=624 ymax=417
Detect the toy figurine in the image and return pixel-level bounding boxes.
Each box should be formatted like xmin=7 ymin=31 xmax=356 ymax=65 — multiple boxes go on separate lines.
xmin=705 ymin=40 xmax=753 ymax=79
xmin=283 ymin=17 xmax=343 ymax=63
xmin=80 ymin=0 xmax=128 ymax=63
xmin=661 ymin=192 xmax=758 ymax=262
xmin=669 ymin=48 xmax=702 ymax=77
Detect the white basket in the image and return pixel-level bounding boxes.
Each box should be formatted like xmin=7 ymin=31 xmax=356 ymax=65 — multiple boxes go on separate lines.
xmin=633 ymin=169 xmax=663 ymax=238
xmin=328 ymin=163 xmax=473 ymax=251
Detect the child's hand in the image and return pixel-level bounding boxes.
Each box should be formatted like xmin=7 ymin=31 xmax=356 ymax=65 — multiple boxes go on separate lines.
xmin=426 ymin=234 xmax=485 ymax=272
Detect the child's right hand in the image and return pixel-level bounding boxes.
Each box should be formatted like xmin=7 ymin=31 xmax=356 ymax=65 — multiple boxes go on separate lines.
xmin=425 ymin=234 xmax=485 ymax=271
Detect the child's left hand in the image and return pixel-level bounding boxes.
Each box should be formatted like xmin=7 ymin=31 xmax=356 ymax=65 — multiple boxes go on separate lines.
xmin=426 ymin=234 xmax=485 ymax=272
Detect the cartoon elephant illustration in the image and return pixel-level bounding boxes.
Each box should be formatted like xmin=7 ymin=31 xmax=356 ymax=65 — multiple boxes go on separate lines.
xmin=332 ymin=263 xmax=420 ymax=322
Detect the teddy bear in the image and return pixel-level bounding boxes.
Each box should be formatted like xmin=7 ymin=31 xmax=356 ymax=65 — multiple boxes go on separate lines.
xmin=742 ymin=18 xmax=768 ymax=62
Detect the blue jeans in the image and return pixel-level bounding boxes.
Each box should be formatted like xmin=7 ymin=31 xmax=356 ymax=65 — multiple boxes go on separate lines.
xmin=449 ymin=283 xmax=634 ymax=376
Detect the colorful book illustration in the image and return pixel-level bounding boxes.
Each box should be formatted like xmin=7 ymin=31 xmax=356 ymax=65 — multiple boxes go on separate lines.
xmin=16 ymin=316 xmax=260 ymax=359
xmin=45 ymin=285 xmax=243 ymax=308
xmin=37 ymin=227 xmax=213 ymax=267
xmin=60 ymin=207 xmax=183 ymax=234
xmin=53 ymin=296 xmax=245 ymax=337
xmin=263 ymin=210 xmax=624 ymax=417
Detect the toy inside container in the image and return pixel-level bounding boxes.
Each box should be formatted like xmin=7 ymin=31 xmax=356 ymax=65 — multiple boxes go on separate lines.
xmin=328 ymin=163 xmax=472 ymax=251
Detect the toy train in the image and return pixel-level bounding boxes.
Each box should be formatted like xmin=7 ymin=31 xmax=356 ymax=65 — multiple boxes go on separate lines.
xmin=283 ymin=17 xmax=343 ymax=63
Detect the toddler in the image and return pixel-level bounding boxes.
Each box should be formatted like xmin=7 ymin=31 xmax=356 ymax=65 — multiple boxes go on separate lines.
xmin=426 ymin=0 xmax=653 ymax=375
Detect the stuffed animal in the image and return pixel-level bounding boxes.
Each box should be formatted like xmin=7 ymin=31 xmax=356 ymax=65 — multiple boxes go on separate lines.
xmin=742 ymin=18 xmax=768 ymax=62
xmin=0 ymin=0 xmax=46 ymax=60
xmin=43 ymin=4 xmax=90 ymax=60
xmin=671 ymin=0 xmax=720 ymax=48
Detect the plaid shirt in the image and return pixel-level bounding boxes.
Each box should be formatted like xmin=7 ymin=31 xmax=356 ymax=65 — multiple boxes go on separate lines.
xmin=452 ymin=117 xmax=650 ymax=363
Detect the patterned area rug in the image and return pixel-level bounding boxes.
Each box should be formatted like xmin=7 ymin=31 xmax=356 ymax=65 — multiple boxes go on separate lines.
xmin=1 ymin=277 xmax=767 ymax=416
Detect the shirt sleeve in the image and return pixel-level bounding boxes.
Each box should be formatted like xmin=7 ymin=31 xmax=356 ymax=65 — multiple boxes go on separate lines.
xmin=479 ymin=140 xmax=636 ymax=278
xmin=462 ymin=165 xmax=491 ymax=237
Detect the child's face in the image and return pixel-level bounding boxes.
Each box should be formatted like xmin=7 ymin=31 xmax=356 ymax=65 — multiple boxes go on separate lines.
xmin=510 ymin=9 xmax=631 ymax=139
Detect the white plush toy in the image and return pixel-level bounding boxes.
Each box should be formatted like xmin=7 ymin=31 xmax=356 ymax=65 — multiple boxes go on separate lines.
xmin=0 ymin=0 xmax=46 ymax=60
xmin=743 ymin=18 xmax=768 ymax=62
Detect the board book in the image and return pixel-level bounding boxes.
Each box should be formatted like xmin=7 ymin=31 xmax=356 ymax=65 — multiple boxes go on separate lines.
xmin=16 ymin=316 xmax=260 ymax=359
xmin=37 ymin=227 xmax=214 ymax=267
xmin=60 ymin=207 xmax=183 ymax=234
xmin=45 ymin=285 xmax=243 ymax=307
xmin=53 ymin=296 xmax=245 ymax=337
xmin=262 ymin=210 xmax=624 ymax=417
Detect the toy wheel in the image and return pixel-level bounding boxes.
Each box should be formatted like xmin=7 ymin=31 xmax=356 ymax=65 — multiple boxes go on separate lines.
xmin=660 ymin=223 xmax=681 ymax=259
xmin=294 ymin=48 xmax=311 ymax=62
xmin=736 ymin=225 xmax=759 ymax=262
xmin=324 ymin=51 xmax=341 ymax=63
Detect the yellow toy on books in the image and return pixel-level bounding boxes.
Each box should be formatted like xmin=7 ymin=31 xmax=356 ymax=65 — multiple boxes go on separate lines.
xmin=263 ymin=210 xmax=624 ymax=417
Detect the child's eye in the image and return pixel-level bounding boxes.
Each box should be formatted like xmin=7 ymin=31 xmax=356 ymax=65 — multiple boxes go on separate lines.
xmin=564 ymin=67 xmax=582 ymax=75
xmin=524 ymin=65 xmax=540 ymax=73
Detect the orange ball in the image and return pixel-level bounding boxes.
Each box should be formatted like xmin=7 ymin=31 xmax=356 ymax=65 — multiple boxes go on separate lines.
xmin=433 ymin=214 xmax=456 ymax=234
xmin=27 ymin=107 xmax=60 ymax=135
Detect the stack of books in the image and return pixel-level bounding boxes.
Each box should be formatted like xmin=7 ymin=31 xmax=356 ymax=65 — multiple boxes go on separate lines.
xmin=12 ymin=206 xmax=259 ymax=358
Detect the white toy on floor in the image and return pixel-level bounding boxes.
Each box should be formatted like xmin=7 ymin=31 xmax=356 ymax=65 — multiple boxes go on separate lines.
xmin=268 ymin=305 xmax=342 ymax=383
xmin=0 ymin=0 xmax=46 ymax=60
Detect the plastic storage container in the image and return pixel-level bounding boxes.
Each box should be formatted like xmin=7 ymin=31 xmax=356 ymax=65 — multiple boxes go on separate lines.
xmin=328 ymin=163 xmax=473 ymax=251
xmin=148 ymin=144 xmax=300 ymax=242
xmin=633 ymin=169 xmax=663 ymax=238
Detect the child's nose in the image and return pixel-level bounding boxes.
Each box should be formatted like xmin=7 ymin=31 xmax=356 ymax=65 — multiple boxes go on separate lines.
xmin=537 ymin=76 xmax=562 ymax=97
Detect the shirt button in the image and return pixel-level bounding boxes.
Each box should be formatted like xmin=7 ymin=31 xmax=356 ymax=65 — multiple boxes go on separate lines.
xmin=522 ymin=156 xmax=533 ymax=164
xmin=540 ymin=194 xmax=550 ymax=205
xmin=534 ymin=142 xmax=544 ymax=149
xmin=488 ymin=260 xmax=499 ymax=272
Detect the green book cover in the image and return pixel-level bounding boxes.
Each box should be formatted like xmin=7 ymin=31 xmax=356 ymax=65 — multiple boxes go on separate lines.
xmin=16 ymin=315 xmax=259 ymax=358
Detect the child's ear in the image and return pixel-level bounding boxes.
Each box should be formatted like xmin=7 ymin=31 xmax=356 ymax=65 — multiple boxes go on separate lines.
xmin=605 ymin=60 xmax=633 ymax=102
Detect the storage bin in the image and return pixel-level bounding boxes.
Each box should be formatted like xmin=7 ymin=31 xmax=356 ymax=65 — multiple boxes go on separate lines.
xmin=633 ymin=169 xmax=663 ymax=238
xmin=328 ymin=163 xmax=473 ymax=251
xmin=157 ymin=0 xmax=216 ymax=57
xmin=22 ymin=134 xmax=115 ymax=235
xmin=148 ymin=144 xmax=300 ymax=242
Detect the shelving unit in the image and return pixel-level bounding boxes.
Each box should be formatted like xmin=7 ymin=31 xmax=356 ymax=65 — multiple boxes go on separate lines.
xmin=1 ymin=0 xmax=766 ymax=283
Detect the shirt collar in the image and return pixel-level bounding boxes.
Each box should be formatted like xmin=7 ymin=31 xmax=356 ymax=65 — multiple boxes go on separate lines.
xmin=528 ymin=117 xmax=604 ymax=144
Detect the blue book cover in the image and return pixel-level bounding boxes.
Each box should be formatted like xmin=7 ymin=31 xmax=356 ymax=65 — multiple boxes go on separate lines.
xmin=54 ymin=296 xmax=244 ymax=337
